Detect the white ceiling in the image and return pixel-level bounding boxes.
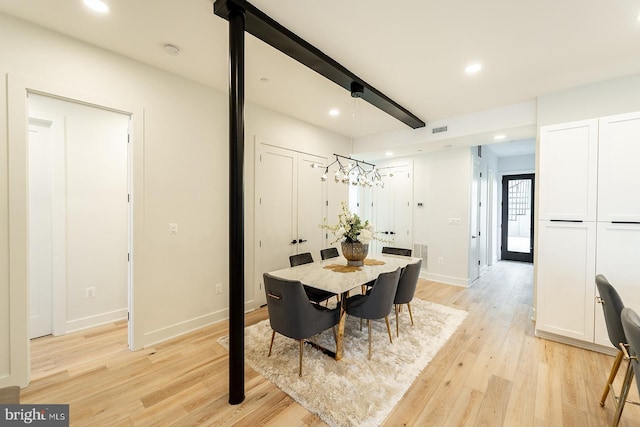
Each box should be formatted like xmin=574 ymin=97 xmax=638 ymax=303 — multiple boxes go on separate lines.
xmin=2 ymin=0 xmax=639 ymax=154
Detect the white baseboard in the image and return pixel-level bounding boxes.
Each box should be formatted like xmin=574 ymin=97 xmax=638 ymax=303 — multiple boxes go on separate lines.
xmin=420 ymin=271 xmax=470 ymax=287
xmin=141 ymin=301 xmax=256 ymax=349
xmin=535 ymin=329 xmax=617 ymax=356
xmin=65 ymin=308 xmax=128 ymax=334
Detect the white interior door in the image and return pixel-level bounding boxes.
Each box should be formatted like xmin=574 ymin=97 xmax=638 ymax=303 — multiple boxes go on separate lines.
xmin=28 ymin=119 xmax=54 ymax=338
xmin=469 ymin=159 xmax=480 ymax=282
xmin=256 ymin=145 xmax=297 ymax=307
xmin=370 ymin=164 xmax=413 ymax=253
xmin=255 ymin=143 xmax=327 ymax=306
xmin=297 ymin=152 xmax=327 ymax=257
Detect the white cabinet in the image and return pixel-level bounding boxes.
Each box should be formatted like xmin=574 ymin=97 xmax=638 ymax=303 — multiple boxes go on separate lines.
xmin=536 ymin=112 xmax=640 ymax=352
xmin=597 ymin=112 xmax=640 ymax=222
xmin=538 ymin=119 xmax=598 ymax=222
xmin=536 ymin=221 xmax=596 ymax=341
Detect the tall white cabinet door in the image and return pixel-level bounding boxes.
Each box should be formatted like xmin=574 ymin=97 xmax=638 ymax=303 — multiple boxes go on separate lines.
xmin=536 ymin=221 xmax=596 ymax=341
xmin=598 ymin=112 xmax=640 ymax=222
xmin=594 ymin=223 xmax=640 ymax=347
xmin=538 ymin=119 xmax=598 ymax=221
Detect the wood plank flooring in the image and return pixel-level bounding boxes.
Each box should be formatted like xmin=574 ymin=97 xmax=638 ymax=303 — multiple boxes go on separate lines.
xmin=23 ymin=261 xmax=640 ymax=426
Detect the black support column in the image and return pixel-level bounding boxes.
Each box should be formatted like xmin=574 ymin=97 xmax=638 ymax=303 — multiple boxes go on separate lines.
xmin=227 ymin=4 xmax=246 ymax=405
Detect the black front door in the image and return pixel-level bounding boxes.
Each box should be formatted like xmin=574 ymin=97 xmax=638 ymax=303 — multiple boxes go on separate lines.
xmin=501 ymin=174 xmax=534 ymax=263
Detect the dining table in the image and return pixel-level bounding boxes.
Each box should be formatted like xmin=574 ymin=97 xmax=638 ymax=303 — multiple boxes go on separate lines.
xmin=266 ymin=254 xmax=422 ymax=360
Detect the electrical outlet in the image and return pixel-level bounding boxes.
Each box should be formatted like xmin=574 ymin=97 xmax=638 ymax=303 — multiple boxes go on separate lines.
xmin=169 ymin=222 xmax=178 ymax=235
xmin=86 ymin=287 xmax=96 ymax=298
xmin=215 ymin=283 xmax=222 ymax=294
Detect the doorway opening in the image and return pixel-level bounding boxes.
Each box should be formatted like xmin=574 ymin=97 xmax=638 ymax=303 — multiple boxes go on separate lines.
xmin=501 ymin=174 xmax=534 ymax=262
xmin=27 ymin=93 xmax=132 ymax=356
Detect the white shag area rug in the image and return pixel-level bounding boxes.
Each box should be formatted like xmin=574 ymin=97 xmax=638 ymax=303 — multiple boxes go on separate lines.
xmin=218 ymin=299 xmax=467 ymax=427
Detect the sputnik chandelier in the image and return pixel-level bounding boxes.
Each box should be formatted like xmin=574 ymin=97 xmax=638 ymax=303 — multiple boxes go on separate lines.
xmin=311 ymin=153 xmax=384 ymax=188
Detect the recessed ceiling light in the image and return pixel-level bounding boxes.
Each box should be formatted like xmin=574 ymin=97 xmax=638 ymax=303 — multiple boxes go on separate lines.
xmin=494 ymin=134 xmax=506 ymax=140
xmin=385 ymin=151 xmax=393 ymax=156
xmin=328 ymin=109 xmax=340 ymax=117
xmin=443 ymin=144 xmax=453 ymax=150
xmin=465 ymin=63 xmax=482 ymax=74
xmin=163 ymin=44 xmax=181 ymax=56
xmin=83 ymin=0 xmax=109 ymax=14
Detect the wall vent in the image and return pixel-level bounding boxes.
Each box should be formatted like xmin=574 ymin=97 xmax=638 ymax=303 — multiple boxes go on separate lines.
xmin=432 ymin=126 xmax=448 ymax=134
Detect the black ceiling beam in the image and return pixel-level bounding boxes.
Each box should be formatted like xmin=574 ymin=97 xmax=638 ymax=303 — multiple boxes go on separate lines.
xmin=214 ymin=0 xmax=426 ymax=130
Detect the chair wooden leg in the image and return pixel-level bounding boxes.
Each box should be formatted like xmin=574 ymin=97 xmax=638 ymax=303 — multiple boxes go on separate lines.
xmin=385 ymin=316 xmax=393 ymax=344
xmin=601 ymin=350 xmax=624 ymax=406
xmin=612 ymin=360 xmax=634 ymax=427
xmin=395 ymin=305 xmax=400 ymax=337
xmin=268 ymin=330 xmax=276 ymax=357
xmin=368 ymin=320 xmax=372 ymax=360
xmin=407 ymin=302 xmax=414 ymax=326
xmin=298 ymin=340 xmax=304 ymax=377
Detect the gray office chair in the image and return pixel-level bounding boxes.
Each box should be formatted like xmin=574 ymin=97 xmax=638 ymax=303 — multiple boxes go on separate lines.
xmin=346 ymin=268 xmax=401 ymax=359
xmin=394 ymin=259 xmax=422 ymax=337
xmin=320 ymin=247 xmax=339 ymax=260
xmin=617 ymin=307 xmax=640 ymax=426
xmin=263 ymin=273 xmax=340 ymax=376
xmin=595 ymin=274 xmax=628 ymax=409
xmin=289 ymin=252 xmax=337 ymax=305
xmin=382 ymin=246 xmax=412 ymax=256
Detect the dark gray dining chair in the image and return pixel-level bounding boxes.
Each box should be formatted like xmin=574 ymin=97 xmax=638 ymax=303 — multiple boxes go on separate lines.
xmin=382 ymin=246 xmax=412 ymax=257
xmin=289 ymin=252 xmax=337 ymax=305
xmin=346 ymin=268 xmax=401 ymax=359
xmin=595 ymin=274 xmax=628 ymax=409
xmin=616 ymin=307 xmax=640 ymax=426
xmin=263 ymin=273 xmax=340 ymax=376
xmin=320 ymin=247 xmax=339 ymax=260
xmin=394 ymin=259 xmax=422 ymax=337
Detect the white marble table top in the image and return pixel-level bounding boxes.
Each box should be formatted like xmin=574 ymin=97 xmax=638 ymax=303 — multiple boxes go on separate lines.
xmin=266 ymin=254 xmax=421 ymax=294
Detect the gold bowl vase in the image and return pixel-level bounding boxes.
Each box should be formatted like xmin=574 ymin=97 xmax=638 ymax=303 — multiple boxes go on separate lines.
xmin=341 ymin=241 xmax=369 ymax=266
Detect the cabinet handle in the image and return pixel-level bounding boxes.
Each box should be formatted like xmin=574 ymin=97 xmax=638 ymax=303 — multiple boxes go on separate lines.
xmin=612 ymin=221 xmax=640 ymax=225
xmin=550 ymin=219 xmax=583 ymax=223
xmin=298 ymin=239 xmax=307 ymax=243
xmin=290 ymin=240 xmax=298 ymax=245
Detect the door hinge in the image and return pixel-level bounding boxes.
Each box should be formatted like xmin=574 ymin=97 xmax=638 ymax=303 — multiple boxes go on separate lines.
xmin=127 ymin=194 xmax=130 ymax=203
xmin=127 ymin=253 xmax=130 ymax=262
xmin=478 ymin=260 xmax=481 ymax=265
xmin=326 ymin=200 xmax=329 ymax=206
xmin=127 ymin=312 xmax=130 ymax=320
xmin=259 ymin=240 xmax=262 ymax=248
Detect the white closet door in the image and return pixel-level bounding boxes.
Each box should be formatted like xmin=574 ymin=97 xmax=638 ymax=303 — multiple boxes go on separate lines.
xmin=538 ymin=119 xmax=598 ymax=221
xmin=594 ymin=222 xmax=640 ymax=347
xmin=255 ymin=143 xmax=327 ymax=306
xmin=256 ymin=145 xmax=297 ymax=306
xmin=598 ymin=112 xmax=640 ymax=222
xmin=536 ymin=221 xmax=596 ymax=341
xmin=297 ymin=152 xmax=327 ymax=258
xmin=371 ymin=164 xmax=413 ymax=253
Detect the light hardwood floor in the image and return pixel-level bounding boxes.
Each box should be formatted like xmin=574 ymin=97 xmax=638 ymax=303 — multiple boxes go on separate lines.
xmin=24 ymin=261 xmax=640 ymax=426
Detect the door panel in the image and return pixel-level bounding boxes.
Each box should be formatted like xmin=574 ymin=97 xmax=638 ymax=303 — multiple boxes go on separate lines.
xmin=501 ymin=174 xmax=534 ymax=263
xmin=598 ymin=112 xmax=640 ymax=222
xmin=28 ymin=120 xmax=53 ymax=338
xmin=297 ymin=153 xmax=327 ymax=257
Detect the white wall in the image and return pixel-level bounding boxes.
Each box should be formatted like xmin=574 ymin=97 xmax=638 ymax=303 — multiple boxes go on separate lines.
xmin=412 ymin=148 xmax=472 ymax=286
xmin=0 ymin=12 xmax=349 ymax=387
xmin=537 ymin=73 xmax=640 ymax=127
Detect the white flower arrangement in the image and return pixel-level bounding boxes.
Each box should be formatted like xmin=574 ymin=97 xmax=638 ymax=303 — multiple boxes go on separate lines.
xmin=320 ymin=202 xmax=386 ymax=245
